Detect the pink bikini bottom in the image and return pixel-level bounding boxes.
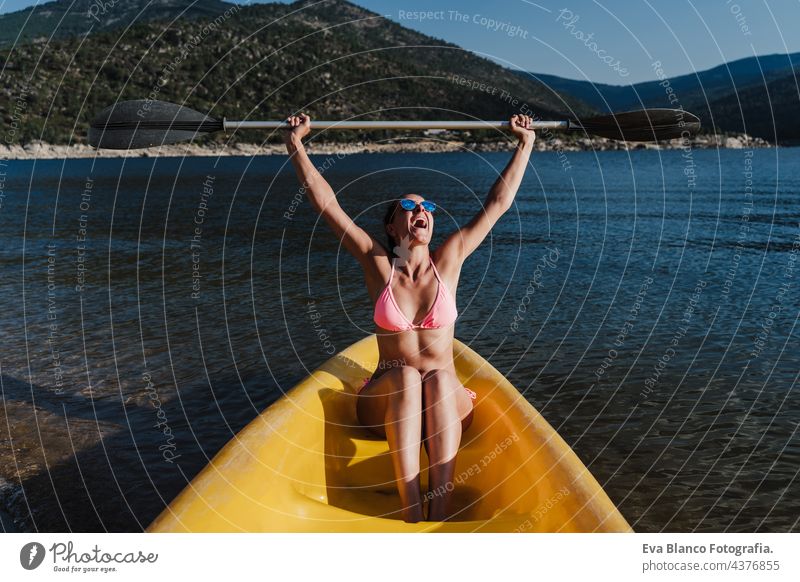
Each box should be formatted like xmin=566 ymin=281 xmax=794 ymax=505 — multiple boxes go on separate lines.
xmin=359 ymin=376 xmax=476 ymax=400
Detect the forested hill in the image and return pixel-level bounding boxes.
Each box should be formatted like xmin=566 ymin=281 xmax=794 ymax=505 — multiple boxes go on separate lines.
xmin=0 ymin=0 xmax=593 ymax=145
xmin=0 ymin=0 xmax=234 ymax=47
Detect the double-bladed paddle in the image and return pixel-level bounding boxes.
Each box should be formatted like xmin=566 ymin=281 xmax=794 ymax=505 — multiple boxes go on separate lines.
xmin=88 ymin=99 xmax=701 ymax=149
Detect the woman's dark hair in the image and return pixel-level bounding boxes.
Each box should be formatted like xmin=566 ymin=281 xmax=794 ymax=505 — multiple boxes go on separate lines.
xmin=383 ymin=200 xmax=400 ymax=255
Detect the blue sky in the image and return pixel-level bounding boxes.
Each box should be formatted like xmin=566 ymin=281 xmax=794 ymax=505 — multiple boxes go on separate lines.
xmin=2 ymin=0 xmax=799 ymax=84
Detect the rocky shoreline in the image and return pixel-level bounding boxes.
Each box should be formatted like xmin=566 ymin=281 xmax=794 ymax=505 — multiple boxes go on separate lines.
xmin=1 ymin=133 xmax=773 ymax=160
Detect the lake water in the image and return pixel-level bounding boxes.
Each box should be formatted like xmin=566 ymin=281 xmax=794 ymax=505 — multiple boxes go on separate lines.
xmin=0 ymin=147 xmax=797 ymax=532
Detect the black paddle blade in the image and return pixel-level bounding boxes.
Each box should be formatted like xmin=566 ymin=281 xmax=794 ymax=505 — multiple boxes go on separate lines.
xmin=573 ymin=109 xmax=701 ymax=142
xmin=89 ymin=100 xmax=223 ymax=149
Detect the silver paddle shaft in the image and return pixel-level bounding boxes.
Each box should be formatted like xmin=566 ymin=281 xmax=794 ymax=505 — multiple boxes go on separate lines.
xmin=223 ymin=120 xmax=571 ymax=131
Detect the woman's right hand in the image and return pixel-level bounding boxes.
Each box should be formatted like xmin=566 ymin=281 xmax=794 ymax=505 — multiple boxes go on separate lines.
xmin=283 ymin=113 xmax=311 ymax=143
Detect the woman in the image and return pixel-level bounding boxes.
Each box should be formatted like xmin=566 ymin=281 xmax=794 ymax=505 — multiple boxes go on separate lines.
xmin=283 ymin=113 xmax=535 ymax=522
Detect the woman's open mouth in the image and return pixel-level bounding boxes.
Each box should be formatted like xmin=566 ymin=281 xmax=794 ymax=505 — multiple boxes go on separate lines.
xmin=411 ymin=217 xmax=428 ymax=230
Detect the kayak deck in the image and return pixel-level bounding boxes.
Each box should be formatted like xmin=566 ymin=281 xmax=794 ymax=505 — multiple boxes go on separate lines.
xmin=148 ymin=336 xmax=632 ymax=532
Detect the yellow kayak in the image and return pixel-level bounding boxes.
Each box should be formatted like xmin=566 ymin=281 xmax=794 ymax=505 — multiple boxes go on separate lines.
xmin=148 ymin=336 xmax=632 ymax=532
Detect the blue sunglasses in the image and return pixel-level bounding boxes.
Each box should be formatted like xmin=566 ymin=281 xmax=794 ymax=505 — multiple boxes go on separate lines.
xmin=398 ymin=199 xmax=436 ymax=213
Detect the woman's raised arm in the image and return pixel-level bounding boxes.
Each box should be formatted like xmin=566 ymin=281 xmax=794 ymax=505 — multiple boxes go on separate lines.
xmin=283 ymin=114 xmax=382 ymax=263
xmin=434 ymin=114 xmax=535 ymax=268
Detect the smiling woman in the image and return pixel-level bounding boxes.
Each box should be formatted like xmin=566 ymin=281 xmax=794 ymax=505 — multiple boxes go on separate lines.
xmin=281 ymin=110 xmax=536 ymax=522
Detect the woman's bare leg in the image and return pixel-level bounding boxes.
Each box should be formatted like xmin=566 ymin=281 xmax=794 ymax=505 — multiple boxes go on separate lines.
xmin=356 ymin=366 xmax=424 ymax=522
xmin=421 ymin=369 xmax=474 ymax=521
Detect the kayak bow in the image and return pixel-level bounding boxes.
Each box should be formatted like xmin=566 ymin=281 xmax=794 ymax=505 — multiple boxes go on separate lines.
xmin=148 ymin=336 xmax=632 ymax=532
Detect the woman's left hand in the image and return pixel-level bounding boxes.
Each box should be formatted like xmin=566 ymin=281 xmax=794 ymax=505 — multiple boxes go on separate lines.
xmin=510 ymin=114 xmax=535 ymax=144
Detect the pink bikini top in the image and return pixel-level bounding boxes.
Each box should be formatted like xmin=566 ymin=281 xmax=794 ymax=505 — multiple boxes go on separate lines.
xmin=373 ymin=256 xmax=458 ymax=332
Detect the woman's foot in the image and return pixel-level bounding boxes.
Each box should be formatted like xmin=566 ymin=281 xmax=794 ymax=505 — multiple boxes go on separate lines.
xmin=401 ymin=502 xmax=424 ymax=523
xmin=426 ymin=495 xmax=453 ymax=522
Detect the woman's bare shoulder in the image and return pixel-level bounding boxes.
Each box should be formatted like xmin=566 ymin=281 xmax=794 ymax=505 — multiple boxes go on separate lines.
xmin=431 ymin=244 xmax=463 ymax=284
xmin=361 ymin=249 xmax=394 ymax=294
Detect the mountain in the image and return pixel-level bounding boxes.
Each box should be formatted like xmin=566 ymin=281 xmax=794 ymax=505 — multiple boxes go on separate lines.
xmin=0 ymin=0 xmax=234 ymax=47
xmin=527 ymin=73 xmax=634 ymax=112
xmin=532 ymin=53 xmax=799 ymax=112
xmin=0 ymin=0 xmax=593 ymax=145
xmin=527 ymin=53 xmax=800 ymax=143
xmin=698 ymin=73 xmax=800 ymax=144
